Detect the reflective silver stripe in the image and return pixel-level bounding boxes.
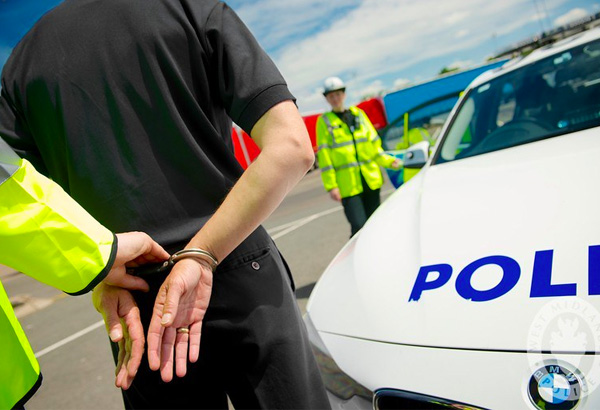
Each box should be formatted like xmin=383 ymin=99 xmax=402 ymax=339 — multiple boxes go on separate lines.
xmin=328 ymin=138 xmax=369 ymax=149
xmin=317 ymin=144 xmax=330 ymax=151
xmin=338 ymin=162 xmax=359 ymax=170
xmin=322 ymin=114 xmax=334 ymax=135
xmin=0 ymin=138 xmax=21 ymax=185
xmin=325 ymin=158 xmax=377 ymax=172
xmin=356 ymin=112 xmax=365 ymax=128
xmin=331 ymin=140 xmax=354 ymax=149
xmin=377 ymin=152 xmax=387 ymax=156
xmin=372 ymin=135 xmax=381 ymax=142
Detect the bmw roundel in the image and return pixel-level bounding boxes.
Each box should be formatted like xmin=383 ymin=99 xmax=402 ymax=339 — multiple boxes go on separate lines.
xmin=528 ymin=364 xmax=583 ymax=409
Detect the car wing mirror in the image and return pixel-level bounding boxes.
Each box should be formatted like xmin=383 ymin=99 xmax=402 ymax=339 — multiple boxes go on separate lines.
xmin=404 ymin=141 xmax=430 ymax=169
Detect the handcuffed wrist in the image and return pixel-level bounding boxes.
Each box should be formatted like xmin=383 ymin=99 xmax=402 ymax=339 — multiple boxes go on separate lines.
xmin=171 ymin=248 xmax=219 ymax=272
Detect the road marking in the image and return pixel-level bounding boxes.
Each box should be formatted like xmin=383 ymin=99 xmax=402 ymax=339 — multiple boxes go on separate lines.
xmin=34 ymin=187 xmax=397 ymax=357
xmin=267 ymin=187 xmax=394 ymax=239
xmin=36 ymin=320 xmax=104 ymax=358
xmin=270 ymin=206 xmax=343 ymax=239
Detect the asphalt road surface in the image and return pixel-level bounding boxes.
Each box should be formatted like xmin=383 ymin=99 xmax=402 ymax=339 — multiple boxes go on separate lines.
xmin=2 ymin=170 xmax=394 ymax=409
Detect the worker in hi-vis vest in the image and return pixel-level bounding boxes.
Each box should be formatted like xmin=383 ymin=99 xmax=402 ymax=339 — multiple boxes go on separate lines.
xmin=316 ymin=77 xmax=401 ymax=236
xmin=0 ymin=137 xmax=169 ymax=409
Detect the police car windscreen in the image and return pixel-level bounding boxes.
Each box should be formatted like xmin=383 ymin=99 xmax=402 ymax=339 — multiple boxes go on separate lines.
xmin=437 ymin=38 xmax=600 ymax=163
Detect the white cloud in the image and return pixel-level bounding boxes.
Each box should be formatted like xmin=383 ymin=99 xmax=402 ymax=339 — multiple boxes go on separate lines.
xmin=235 ymin=0 xmax=566 ymax=112
xmin=448 ymin=59 xmax=474 ymax=70
xmin=444 ymin=11 xmax=471 ymax=26
xmin=393 ymin=78 xmax=411 ymax=89
xmin=530 ymin=12 xmax=548 ymax=23
xmin=357 ymin=80 xmax=386 ymax=99
xmin=553 ymin=8 xmax=590 ymax=27
xmin=234 ymin=0 xmax=361 ymax=54
xmin=455 ymin=29 xmax=470 ymax=39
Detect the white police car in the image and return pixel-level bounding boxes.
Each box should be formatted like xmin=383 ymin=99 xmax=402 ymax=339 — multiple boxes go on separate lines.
xmin=305 ymin=28 xmax=600 ymax=410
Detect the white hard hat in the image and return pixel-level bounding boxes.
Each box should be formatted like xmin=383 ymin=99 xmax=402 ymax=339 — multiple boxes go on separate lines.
xmin=323 ymin=77 xmax=346 ymax=95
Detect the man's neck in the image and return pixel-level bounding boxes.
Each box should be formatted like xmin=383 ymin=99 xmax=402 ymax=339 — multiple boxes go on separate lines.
xmin=332 ymin=107 xmax=345 ymax=113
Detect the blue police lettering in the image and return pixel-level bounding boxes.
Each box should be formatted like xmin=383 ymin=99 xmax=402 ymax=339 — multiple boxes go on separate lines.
xmin=590 ymin=245 xmax=600 ymax=296
xmin=530 ymin=250 xmax=576 ymax=297
xmin=408 ymin=264 xmax=452 ymax=302
xmin=408 ymin=245 xmax=600 ymax=302
xmin=455 ymin=255 xmax=520 ymax=302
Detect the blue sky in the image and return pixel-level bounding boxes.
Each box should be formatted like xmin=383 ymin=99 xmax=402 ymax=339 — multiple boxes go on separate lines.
xmin=1 ymin=0 xmax=598 ymax=113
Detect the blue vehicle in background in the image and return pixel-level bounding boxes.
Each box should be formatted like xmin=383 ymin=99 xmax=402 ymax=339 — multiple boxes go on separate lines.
xmin=381 ymin=59 xmax=508 ymax=188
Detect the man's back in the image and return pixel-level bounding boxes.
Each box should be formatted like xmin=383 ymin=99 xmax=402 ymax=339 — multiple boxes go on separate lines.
xmin=0 ymin=0 xmax=292 ymax=248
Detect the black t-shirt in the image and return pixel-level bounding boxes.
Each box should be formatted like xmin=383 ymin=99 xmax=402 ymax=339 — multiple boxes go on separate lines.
xmin=0 ymin=0 xmax=294 ymax=249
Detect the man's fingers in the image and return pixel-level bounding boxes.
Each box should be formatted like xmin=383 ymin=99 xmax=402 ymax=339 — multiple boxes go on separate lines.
xmin=110 ymin=273 xmax=150 ymax=292
xmin=116 ymin=359 xmax=129 ymax=388
xmin=147 ymin=317 xmax=164 ymax=371
xmin=161 ymin=281 xmax=182 ymax=327
xmin=116 ymin=232 xmax=170 ymax=264
xmin=104 ymin=298 xmax=123 ymax=343
xmin=123 ymin=308 xmax=145 ymax=378
xmin=174 ymin=330 xmax=189 ymax=378
xmin=147 ymin=285 xmax=167 ymax=370
xmin=160 ymin=327 xmax=177 ymax=382
xmin=115 ymin=339 xmax=126 ymax=379
xmin=189 ymin=321 xmax=202 ymax=363
xmin=147 ymin=238 xmax=170 ymax=261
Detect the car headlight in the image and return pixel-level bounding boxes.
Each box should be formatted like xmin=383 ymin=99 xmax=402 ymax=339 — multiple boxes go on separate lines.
xmin=303 ymin=313 xmax=373 ymax=402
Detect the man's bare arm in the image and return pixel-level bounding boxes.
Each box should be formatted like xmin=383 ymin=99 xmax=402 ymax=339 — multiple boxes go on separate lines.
xmin=186 ymin=99 xmax=314 ymax=261
xmin=147 ymin=100 xmax=314 ymax=381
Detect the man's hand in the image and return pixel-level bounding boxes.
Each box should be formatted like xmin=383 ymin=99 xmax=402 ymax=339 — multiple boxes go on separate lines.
xmin=328 ymin=187 xmax=342 ymax=202
xmin=103 ymin=232 xmax=170 ymax=292
xmin=147 ymin=259 xmax=213 ymax=382
xmin=391 ymin=158 xmax=403 ymax=169
xmin=92 ymin=283 xmax=144 ymax=390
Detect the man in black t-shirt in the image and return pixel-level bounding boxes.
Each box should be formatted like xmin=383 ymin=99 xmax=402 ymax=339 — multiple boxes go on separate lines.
xmin=0 ymin=1 xmax=330 ymax=408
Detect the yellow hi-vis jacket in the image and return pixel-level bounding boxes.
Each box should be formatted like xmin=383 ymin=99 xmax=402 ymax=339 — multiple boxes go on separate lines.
xmin=316 ymin=106 xmax=398 ymax=198
xmin=0 ymin=138 xmax=116 ymax=409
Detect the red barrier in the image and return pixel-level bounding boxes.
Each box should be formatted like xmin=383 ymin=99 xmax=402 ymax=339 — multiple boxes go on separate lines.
xmin=232 ymin=97 xmax=388 ymax=169
xmin=232 ymin=127 xmax=260 ymax=170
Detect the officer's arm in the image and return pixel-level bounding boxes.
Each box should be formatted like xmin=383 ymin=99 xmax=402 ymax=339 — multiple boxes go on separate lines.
xmin=0 ymin=142 xmax=166 ymax=294
xmin=0 ymin=142 xmax=114 ymax=295
xmin=316 ymin=116 xmax=338 ymax=191
xmin=363 ymin=111 xmax=399 ymax=169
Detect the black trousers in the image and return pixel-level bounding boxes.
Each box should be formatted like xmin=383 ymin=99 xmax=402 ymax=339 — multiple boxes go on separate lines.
xmin=114 ymin=227 xmax=330 ymax=410
xmin=341 ymin=176 xmax=381 ymax=237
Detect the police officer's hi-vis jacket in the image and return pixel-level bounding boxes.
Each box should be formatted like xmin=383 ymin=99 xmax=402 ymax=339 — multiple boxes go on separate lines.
xmin=0 ymin=138 xmax=117 ymax=409
xmin=316 ymin=106 xmax=398 ymax=198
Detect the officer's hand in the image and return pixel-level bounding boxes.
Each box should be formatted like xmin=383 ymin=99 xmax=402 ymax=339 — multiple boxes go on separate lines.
xmin=391 ymin=158 xmax=403 ymax=169
xmin=92 ymin=283 xmax=144 ymax=390
xmin=103 ymin=232 xmax=170 ymax=292
xmin=147 ymin=258 xmax=213 ymax=382
xmin=329 ymin=188 xmax=342 ymax=202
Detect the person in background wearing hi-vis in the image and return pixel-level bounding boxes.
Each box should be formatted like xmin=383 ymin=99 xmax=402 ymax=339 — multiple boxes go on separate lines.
xmin=0 ymin=138 xmax=169 ymax=409
xmin=317 ymin=77 xmax=402 ymax=237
